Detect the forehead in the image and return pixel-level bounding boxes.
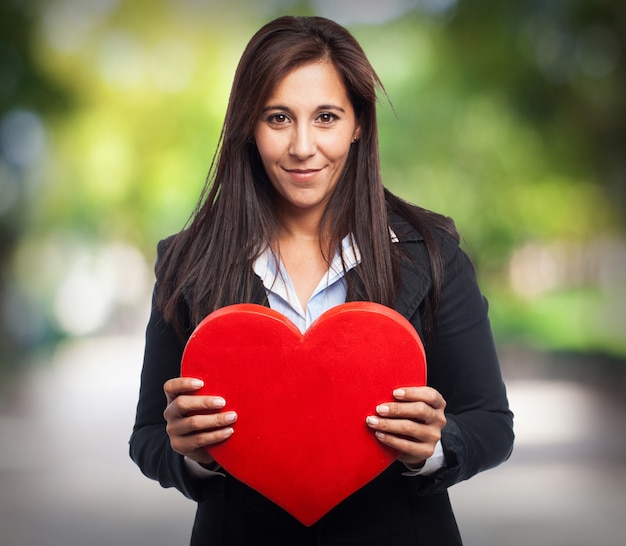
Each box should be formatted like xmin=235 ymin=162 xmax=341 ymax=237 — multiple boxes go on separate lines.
xmin=265 ymin=61 xmax=351 ymax=106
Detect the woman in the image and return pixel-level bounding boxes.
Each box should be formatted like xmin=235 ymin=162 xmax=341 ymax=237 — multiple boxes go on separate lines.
xmin=130 ymin=15 xmax=514 ymax=545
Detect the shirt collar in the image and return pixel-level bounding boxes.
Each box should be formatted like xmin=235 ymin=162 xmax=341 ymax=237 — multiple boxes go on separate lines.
xmin=252 ymin=233 xmax=361 ymax=296
xmin=252 ymin=229 xmax=398 ymax=294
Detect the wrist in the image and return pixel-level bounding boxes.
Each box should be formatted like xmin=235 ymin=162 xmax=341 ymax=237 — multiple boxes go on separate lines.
xmin=402 ymin=459 xmax=425 ymax=471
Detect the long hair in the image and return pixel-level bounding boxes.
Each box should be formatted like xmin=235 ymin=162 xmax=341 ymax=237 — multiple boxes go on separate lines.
xmin=157 ymin=15 xmax=457 ymax=339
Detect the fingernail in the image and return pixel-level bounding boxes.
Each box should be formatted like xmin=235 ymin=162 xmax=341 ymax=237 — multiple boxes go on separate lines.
xmin=393 ymin=388 xmax=406 ymax=398
xmin=213 ymin=397 xmax=226 ymax=408
xmin=224 ymin=427 xmax=234 ymax=436
xmin=377 ymin=405 xmax=390 ymax=415
xmin=191 ymin=379 xmax=204 ymax=388
xmin=375 ymin=431 xmax=385 ymax=440
xmin=224 ymin=411 xmax=237 ymax=423
xmin=366 ymin=416 xmax=379 ymax=426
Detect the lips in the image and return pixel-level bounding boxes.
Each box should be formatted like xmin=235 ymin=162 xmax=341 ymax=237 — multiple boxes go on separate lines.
xmin=283 ymin=167 xmax=322 ymax=183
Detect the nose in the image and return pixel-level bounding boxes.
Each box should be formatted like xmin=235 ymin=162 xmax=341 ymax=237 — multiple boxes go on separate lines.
xmin=289 ymin=124 xmax=315 ymax=160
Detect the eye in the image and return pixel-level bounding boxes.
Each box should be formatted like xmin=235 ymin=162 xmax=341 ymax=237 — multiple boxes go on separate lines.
xmin=317 ymin=112 xmax=338 ymax=124
xmin=267 ymin=113 xmax=290 ymax=125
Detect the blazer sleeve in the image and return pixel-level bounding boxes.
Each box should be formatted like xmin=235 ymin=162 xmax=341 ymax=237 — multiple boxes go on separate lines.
xmin=128 ymin=239 xmax=221 ymax=502
xmin=413 ymin=235 xmax=514 ymax=495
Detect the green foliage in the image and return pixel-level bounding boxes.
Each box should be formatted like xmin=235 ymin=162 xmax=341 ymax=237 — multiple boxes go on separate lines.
xmin=1 ymin=0 xmax=624 ymax=360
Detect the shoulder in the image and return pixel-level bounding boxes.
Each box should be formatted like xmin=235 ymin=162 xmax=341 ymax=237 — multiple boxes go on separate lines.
xmin=388 ymin=206 xmax=461 ymax=263
xmin=156 ymin=233 xmax=178 ymax=261
xmin=154 ymin=230 xmax=191 ymax=276
xmin=386 ymin=189 xmax=458 ymax=239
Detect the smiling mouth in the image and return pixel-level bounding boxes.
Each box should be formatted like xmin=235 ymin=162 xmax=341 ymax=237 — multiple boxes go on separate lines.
xmin=285 ymin=168 xmax=321 ymax=173
xmin=284 ymin=168 xmax=322 ymax=182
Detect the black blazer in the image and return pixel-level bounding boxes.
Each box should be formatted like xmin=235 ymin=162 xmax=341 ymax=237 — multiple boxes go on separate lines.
xmin=130 ymin=215 xmax=514 ymax=545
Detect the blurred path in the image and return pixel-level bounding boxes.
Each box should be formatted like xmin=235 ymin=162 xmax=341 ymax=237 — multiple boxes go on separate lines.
xmin=1 ymin=335 xmax=625 ymax=545
xmin=451 ymin=370 xmax=626 ymax=546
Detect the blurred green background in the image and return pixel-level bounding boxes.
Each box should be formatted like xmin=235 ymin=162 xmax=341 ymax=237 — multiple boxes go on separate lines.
xmin=1 ymin=2 xmax=626 ymax=545
xmin=1 ymin=0 xmax=625 ymax=386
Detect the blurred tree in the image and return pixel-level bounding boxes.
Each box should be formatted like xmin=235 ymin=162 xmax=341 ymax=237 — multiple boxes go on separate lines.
xmin=353 ymin=0 xmax=626 ymax=356
xmin=369 ymin=0 xmax=625 ymax=268
xmin=445 ymin=0 xmax=625 ymax=224
xmin=0 ymin=0 xmax=72 ymax=375
xmin=430 ymin=0 xmax=626 ymax=356
xmin=1 ymin=0 xmax=624 ymax=370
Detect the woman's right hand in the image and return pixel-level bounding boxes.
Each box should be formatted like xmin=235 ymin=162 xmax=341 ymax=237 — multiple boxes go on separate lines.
xmin=163 ymin=377 xmax=237 ymax=466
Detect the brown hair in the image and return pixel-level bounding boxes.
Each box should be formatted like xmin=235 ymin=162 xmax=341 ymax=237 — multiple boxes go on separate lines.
xmin=156 ymin=15 xmax=457 ymax=339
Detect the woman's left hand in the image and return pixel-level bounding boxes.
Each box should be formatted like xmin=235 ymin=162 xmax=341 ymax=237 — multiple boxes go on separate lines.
xmin=366 ymin=386 xmax=447 ymax=468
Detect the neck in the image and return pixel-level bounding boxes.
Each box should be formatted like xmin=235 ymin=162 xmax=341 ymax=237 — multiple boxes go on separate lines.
xmin=276 ymin=205 xmax=325 ymax=243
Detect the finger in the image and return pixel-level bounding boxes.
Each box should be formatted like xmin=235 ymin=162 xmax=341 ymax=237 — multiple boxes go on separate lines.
xmin=372 ymin=429 xmax=437 ymax=463
xmin=375 ymin=401 xmax=442 ymax=424
xmin=164 ymin=395 xmax=232 ymax=430
xmin=190 ymin=426 xmax=235 ymax=447
xmin=366 ymin=415 xmax=440 ymax=457
xmin=171 ymin=394 xmax=227 ymax=416
xmin=392 ymin=387 xmax=446 ymax=409
xmin=164 ymin=377 xmax=205 ymax=402
xmin=169 ymin=410 xmax=238 ymax=437
xmin=169 ymin=424 xmax=235 ymax=456
xmin=187 ymin=410 xmax=238 ymax=433
xmin=366 ymin=416 xmax=441 ymax=443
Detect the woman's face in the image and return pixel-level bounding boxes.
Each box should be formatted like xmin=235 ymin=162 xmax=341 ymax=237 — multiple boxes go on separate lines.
xmin=253 ymin=61 xmax=361 ymax=220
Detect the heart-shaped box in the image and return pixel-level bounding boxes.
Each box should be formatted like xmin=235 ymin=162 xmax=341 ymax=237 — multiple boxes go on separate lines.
xmin=181 ymin=302 xmax=426 ymax=525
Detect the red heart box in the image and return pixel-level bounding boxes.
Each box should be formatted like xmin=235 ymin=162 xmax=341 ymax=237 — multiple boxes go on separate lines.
xmin=181 ymin=302 xmax=426 ymax=526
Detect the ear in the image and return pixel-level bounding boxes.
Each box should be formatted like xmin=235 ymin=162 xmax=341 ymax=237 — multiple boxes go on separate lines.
xmin=352 ymin=124 xmax=362 ymax=143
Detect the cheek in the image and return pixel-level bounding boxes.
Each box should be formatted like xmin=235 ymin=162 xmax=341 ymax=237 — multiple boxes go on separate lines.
xmin=255 ymin=133 xmax=283 ymax=167
xmin=319 ymin=133 xmax=353 ymax=162
xmin=327 ymin=143 xmax=353 ymax=168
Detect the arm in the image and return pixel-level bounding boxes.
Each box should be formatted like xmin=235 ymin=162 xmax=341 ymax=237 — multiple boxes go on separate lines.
xmin=129 ymin=292 xmax=208 ymax=500
xmin=414 ymin=236 xmax=514 ymax=493
xmin=128 ymin=241 xmax=234 ymax=501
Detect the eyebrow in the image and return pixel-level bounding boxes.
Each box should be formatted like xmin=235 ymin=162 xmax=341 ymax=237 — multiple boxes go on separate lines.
xmin=261 ymin=104 xmax=347 ymax=114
